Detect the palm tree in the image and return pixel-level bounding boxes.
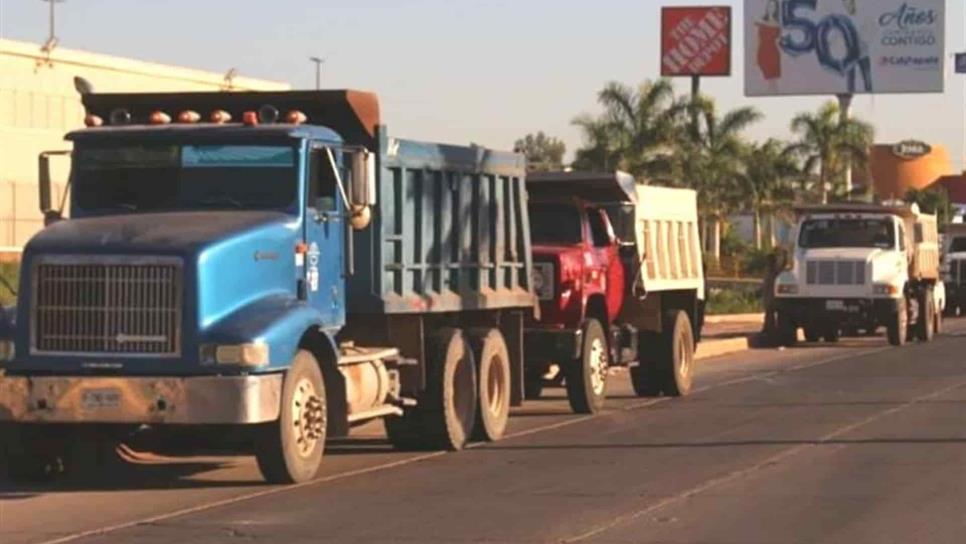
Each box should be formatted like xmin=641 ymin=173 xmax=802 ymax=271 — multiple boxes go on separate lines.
xmin=739 ymin=139 xmax=799 ymax=249
xmin=572 ymin=79 xmax=680 ymax=180
xmin=674 ymin=97 xmax=762 ymax=261
xmin=787 ymin=101 xmax=874 ymax=204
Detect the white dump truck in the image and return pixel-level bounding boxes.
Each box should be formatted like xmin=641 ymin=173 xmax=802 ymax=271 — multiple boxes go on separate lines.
xmin=941 ymin=223 xmax=966 ymax=316
xmin=773 ymin=202 xmax=943 ymax=347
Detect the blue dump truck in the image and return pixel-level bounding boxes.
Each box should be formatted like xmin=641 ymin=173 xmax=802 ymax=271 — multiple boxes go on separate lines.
xmin=0 ymin=90 xmax=535 ymax=483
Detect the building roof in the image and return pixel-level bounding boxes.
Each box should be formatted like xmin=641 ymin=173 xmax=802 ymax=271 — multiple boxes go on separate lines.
xmin=927 ymin=174 xmax=966 ymax=204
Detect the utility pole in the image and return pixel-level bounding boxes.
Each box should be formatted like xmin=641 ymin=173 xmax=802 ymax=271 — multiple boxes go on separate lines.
xmin=309 ymin=57 xmax=325 ymax=90
xmin=40 ymin=0 xmax=64 ymax=52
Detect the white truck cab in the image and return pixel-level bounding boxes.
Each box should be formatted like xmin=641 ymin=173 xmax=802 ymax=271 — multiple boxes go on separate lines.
xmin=773 ymin=203 xmax=942 ymax=347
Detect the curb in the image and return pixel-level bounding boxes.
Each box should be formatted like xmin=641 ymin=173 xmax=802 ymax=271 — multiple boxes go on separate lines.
xmin=696 ymin=329 xmax=805 ymax=361
xmin=704 ymin=313 xmax=764 ymax=324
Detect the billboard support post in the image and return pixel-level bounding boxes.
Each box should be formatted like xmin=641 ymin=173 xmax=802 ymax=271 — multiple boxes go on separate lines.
xmin=838 ymin=93 xmax=854 ymax=198
xmin=691 ymin=75 xmax=701 ymax=137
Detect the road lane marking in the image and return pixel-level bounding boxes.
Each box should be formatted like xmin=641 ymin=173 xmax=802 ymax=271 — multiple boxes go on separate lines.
xmin=21 ymin=339 xmax=933 ymax=544
xmin=560 ymin=377 xmax=966 ymax=543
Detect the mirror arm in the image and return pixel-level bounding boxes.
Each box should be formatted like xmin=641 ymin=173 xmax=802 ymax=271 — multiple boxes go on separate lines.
xmin=324 ymin=147 xmax=351 ymax=210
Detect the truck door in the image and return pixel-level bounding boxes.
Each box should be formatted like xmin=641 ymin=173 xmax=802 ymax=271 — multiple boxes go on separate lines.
xmin=587 ymin=207 xmax=624 ymax=321
xmin=303 ymin=143 xmax=347 ymax=327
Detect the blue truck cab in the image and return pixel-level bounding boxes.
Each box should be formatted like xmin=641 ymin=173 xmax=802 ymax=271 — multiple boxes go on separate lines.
xmin=0 ymin=90 xmax=535 ymax=483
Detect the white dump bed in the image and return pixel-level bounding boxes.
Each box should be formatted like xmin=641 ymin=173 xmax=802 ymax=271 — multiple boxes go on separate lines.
xmin=635 ymin=185 xmax=704 ymax=297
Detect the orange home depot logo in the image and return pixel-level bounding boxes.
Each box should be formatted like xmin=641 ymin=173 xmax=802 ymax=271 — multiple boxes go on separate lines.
xmin=661 ymin=6 xmax=732 ymax=77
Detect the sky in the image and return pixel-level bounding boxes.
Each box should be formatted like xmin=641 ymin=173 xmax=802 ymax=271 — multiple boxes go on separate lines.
xmin=1 ymin=0 xmax=965 ymax=169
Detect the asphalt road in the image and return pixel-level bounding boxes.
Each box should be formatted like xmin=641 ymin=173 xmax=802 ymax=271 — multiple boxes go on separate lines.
xmin=2 ymin=321 xmax=965 ymax=544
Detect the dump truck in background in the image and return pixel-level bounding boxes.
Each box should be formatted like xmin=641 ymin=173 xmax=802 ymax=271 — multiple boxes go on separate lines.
xmin=773 ymin=202 xmax=943 ymax=347
xmin=941 ymin=223 xmax=966 ymax=316
xmin=524 ymin=171 xmax=705 ymax=413
xmin=0 ymin=90 xmax=536 ymax=483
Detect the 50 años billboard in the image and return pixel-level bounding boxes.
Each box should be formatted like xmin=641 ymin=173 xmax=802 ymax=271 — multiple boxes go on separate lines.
xmin=744 ymin=0 xmax=945 ymax=96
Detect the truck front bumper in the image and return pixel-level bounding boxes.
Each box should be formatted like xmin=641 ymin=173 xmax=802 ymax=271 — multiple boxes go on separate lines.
xmin=524 ymin=328 xmax=582 ymax=364
xmin=0 ymin=374 xmax=282 ymax=425
xmin=774 ymin=297 xmax=900 ymax=325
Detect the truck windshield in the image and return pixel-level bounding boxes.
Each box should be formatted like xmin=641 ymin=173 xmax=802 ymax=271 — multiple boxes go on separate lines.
xmin=799 ymin=218 xmax=895 ymax=249
xmin=72 ymin=143 xmax=298 ymax=213
xmin=529 ymin=203 xmax=582 ymax=245
xmin=949 ymin=237 xmax=966 ymax=253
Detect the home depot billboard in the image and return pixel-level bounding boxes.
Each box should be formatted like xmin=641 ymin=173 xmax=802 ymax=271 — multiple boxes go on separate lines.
xmin=744 ymin=0 xmax=945 ymax=96
xmin=661 ymin=6 xmax=732 ymax=77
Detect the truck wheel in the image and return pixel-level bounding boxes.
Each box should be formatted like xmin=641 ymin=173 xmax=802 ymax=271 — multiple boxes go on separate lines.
xmin=468 ymin=328 xmax=511 ymax=442
xmin=804 ymin=326 xmax=821 ymax=343
xmin=934 ymin=303 xmax=943 ymax=335
xmin=887 ymin=299 xmax=908 ymax=347
xmin=566 ymin=319 xmax=609 ymax=414
xmin=630 ymin=331 xmax=661 ymax=397
xmin=823 ymin=326 xmax=840 ymax=343
xmin=656 ymin=311 xmax=695 ymax=397
xmin=917 ymin=290 xmax=935 ymax=342
xmin=254 ymin=349 xmax=326 ymax=484
xmin=776 ymin=312 xmax=797 ymax=347
xmin=62 ymin=429 xmax=127 ymax=484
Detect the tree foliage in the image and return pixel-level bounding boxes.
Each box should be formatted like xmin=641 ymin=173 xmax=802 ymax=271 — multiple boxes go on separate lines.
xmin=513 ymin=132 xmax=567 ymax=172
xmin=905 ymin=187 xmax=953 ymax=228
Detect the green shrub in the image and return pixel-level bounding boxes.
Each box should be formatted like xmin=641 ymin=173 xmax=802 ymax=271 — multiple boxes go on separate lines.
xmin=706 ymin=287 xmax=761 ymax=315
xmin=0 ymin=262 xmax=18 ymax=306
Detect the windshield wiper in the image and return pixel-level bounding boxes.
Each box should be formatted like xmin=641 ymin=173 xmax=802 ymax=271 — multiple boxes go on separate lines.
xmin=199 ymin=196 xmax=246 ymax=209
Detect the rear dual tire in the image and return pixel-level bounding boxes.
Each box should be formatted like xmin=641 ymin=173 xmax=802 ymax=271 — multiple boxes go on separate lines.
xmin=630 ymin=310 xmax=695 ymax=398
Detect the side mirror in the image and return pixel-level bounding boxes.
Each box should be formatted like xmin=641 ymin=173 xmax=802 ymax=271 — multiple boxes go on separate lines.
xmin=39 ymin=154 xmax=52 ymax=213
xmin=349 ymin=150 xmax=376 ymax=207
xmin=38 ymin=150 xmax=71 ymax=226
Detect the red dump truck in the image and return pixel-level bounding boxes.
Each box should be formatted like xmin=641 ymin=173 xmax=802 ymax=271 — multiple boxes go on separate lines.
xmin=523 ymin=172 xmax=705 ymax=413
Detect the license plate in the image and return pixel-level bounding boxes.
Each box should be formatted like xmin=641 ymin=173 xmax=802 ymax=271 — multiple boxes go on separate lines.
xmin=81 ymin=388 xmax=121 ymax=410
xmin=826 ymin=300 xmax=845 ymax=311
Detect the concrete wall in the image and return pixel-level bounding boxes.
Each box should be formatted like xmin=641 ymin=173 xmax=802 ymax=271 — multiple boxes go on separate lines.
xmin=0 ymin=38 xmax=289 ymax=252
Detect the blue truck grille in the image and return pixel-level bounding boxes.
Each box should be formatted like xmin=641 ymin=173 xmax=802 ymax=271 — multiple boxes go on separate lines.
xmin=32 ymin=259 xmax=183 ymax=356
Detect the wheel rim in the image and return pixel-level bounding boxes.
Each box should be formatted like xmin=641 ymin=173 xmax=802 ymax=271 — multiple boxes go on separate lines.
xmin=486 ymin=354 xmax=506 ymax=415
xmin=292 ymin=377 xmax=324 ymax=459
xmin=677 ymin=333 xmax=691 ymax=378
xmin=588 ymin=337 xmax=607 ymax=396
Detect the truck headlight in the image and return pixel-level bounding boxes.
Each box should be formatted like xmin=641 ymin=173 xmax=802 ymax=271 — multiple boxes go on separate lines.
xmin=873 ymin=283 xmax=900 ymax=296
xmin=202 ymin=342 xmax=270 ymax=367
xmin=0 ymin=339 xmax=14 ymax=362
xmin=776 ymin=284 xmax=799 ymax=295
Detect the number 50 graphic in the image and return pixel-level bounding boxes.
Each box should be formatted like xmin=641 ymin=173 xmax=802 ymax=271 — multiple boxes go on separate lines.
xmin=779 ymin=0 xmax=872 ymax=93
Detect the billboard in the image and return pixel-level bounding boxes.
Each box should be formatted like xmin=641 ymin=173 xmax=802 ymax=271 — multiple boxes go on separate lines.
xmin=744 ymin=0 xmax=945 ymax=96
xmin=661 ymin=6 xmax=732 ymax=77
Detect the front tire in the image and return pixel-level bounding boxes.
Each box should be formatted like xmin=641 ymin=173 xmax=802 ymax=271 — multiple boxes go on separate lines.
xmin=565 ymin=319 xmax=609 ymax=414
xmin=916 ymin=290 xmax=935 ymax=342
xmin=254 ymin=350 xmax=327 ymax=484
xmin=887 ymin=299 xmax=908 ymax=347
xmin=776 ymin=312 xmax=797 ymax=347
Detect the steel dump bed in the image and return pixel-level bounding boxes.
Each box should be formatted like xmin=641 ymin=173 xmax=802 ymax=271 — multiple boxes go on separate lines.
xmin=351 ymin=136 xmax=536 ymax=314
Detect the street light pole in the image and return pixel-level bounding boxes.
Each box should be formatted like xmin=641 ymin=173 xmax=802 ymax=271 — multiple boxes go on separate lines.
xmin=40 ymin=0 xmax=64 ymax=51
xmin=309 ymin=57 xmax=325 ymax=90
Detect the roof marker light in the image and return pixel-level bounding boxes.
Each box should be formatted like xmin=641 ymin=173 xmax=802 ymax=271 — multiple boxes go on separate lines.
xmin=242 ymin=111 xmax=259 ymax=126
xmin=84 ymin=114 xmax=103 ymax=127
xmin=149 ymin=111 xmax=172 ymax=125
xmin=285 ymin=110 xmax=307 ymax=125
xmin=109 ymin=108 xmax=131 ymax=125
xmin=210 ymin=109 xmax=232 ymax=124
xmin=177 ymin=110 xmax=201 ymax=124
xmin=258 ymin=104 xmax=280 ymax=124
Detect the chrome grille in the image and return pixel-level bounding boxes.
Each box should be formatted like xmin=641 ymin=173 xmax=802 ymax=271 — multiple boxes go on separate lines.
xmin=32 ymin=258 xmax=182 ymax=356
xmin=806 ymin=259 xmax=866 ymax=286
